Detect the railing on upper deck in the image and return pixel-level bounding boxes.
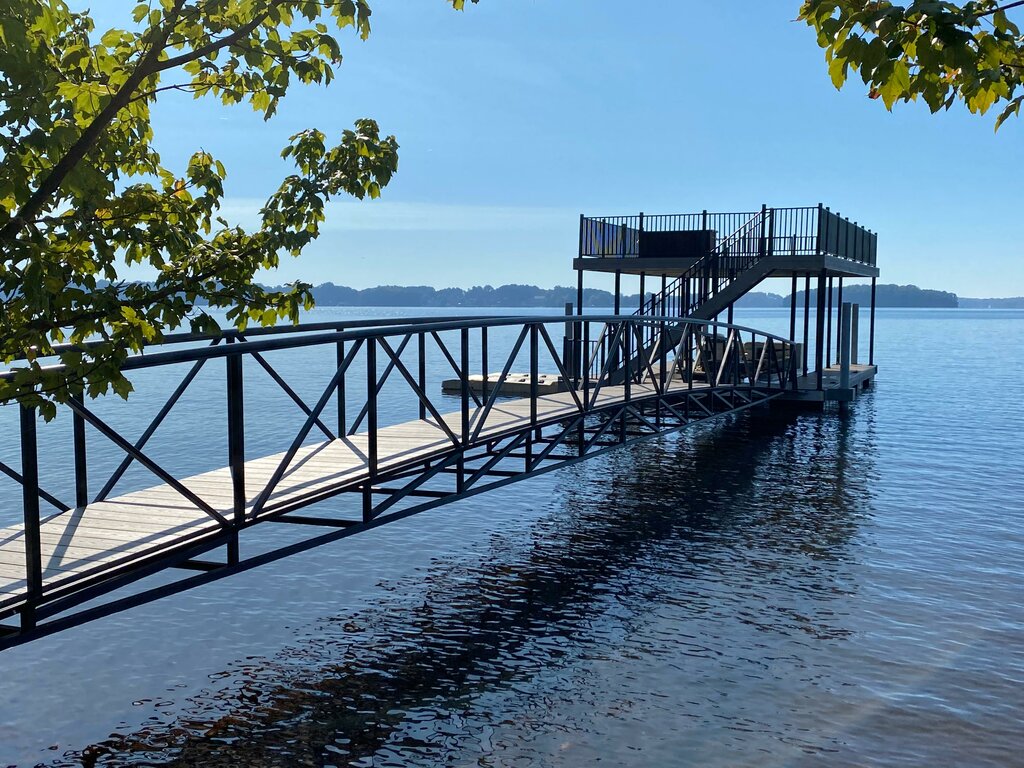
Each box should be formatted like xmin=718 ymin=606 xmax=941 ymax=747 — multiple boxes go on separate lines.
xmin=579 ymin=205 xmax=877 ymax=268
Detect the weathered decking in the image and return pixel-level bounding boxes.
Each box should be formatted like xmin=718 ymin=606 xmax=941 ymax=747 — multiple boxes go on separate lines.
xmin=0 ymin=379 xmax=715 ymax=614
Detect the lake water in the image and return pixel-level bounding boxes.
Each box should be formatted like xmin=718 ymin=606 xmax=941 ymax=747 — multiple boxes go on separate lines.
xmin=0 ymin=307 xmax=1022 ymax=767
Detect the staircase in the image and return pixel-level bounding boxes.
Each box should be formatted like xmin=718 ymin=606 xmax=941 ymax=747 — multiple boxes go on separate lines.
xmin=636 ymin=207 xmax=774 ymax=323
xmin=589 ymin=209 xmax=777 ymax=386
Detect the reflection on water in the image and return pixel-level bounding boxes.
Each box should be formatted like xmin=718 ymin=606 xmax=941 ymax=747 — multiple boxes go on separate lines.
xmin=51 ymin=406 xmax=875 ymax=767
xmin=4 ymin=308 xmax=1024 ymax=768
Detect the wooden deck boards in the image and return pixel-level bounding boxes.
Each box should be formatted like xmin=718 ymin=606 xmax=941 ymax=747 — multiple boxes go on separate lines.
xmin=0 ymin=379 xmax=712 ymax=612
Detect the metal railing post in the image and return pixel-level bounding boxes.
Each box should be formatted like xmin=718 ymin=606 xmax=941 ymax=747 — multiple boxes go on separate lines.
xmin=528 ymin=323 xmax=539 ymax=468
xmin=336 ymin=336 xmax=347 ymax=435
xmin=457 ymin=327 xmax=470 ymax=492
xmin=583 ymin=319 xmax=591 ymax=408
xmin=791 ymin=343 xmax=802 ymax=391
xmin=20 ymin=404 xmax=42 ymax=630
xmin=71 ymin=389 xmax=88 ymax=508
xmin=364 ymin=339 xmax=377 ymax=522
xmin=226 ymin=347 xmax=245 ymax=563
xmin=638 ymin=211 xmax=645 ymax=258
xmin=816 ymin=203 xmax=824 ymax=257
xmin=481 ymin=326 xmax=489 ymax=400
xmin=417 ymin=332 xmax=427 ymax=420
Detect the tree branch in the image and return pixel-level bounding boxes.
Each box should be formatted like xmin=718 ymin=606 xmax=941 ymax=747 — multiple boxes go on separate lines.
xmin=149 ymin=11 xmax=271 ymax=74
xmin=0 ymin=0 xmax=188 ymax=245
xmin=977 ymin=0 xmax=1024 ymax=17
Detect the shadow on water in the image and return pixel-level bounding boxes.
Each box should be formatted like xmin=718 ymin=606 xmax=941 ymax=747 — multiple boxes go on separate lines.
xmin=56 ymin=403 xmax=876 ymax=767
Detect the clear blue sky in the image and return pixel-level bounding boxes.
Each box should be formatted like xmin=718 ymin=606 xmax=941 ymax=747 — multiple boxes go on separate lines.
xmin=119 ymin=1 xmax=1023 ymax=297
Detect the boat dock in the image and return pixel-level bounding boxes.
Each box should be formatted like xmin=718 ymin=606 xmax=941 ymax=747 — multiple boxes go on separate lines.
xmin=0 ymin=203 xmax=879 ymax=648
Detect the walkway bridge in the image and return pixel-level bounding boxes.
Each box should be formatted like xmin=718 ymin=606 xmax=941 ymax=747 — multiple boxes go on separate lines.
xmin=0 ymin=314 xmax=799 ymax=648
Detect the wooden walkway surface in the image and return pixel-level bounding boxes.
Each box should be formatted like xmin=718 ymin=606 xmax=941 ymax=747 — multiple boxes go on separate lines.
xmin=0 ymin=379 xmax=716 ymax=612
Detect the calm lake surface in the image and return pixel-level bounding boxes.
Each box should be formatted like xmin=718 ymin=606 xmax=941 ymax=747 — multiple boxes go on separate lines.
xmin=1 ymin=307 xmax=1022 ymax=767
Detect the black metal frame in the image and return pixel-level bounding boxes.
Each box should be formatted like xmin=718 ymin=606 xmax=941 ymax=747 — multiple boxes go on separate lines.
xmin=0 ymin=314 xmax=797 ymax=648
xmin=580 ymin=204 xmax=877 ymax=267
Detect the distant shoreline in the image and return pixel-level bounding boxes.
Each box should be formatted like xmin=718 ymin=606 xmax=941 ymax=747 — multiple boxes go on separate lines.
xmin=290 ymin=282 xmax=1024 ymax=310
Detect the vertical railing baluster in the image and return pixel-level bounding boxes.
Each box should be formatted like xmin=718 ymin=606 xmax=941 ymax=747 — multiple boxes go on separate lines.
xmin=458 ymin=327 xmax=469 ymax=493
xmin=226 ymin=347 xmax=244 ymax=562
xmin=481 ymin=326 xmax=489 ymax=400
xmin=686 ymin=328 xmax=694 ymax=390
xmin=20 ymin=403 xmax=42 ymax=630
xmin=364 ymin=339 xmax=377 ymax=522
xmin=417 ymin=332 xmax=426 ymax=421
xmin=528 ymin=323 xmax=538 ymax=469
xmin=583 ymin=320 xmax=591 ymax=409
xmin=336 ymin=336 xmax=347 ymax=437
xmin=71 ymin=390 xmax=87 ymax=509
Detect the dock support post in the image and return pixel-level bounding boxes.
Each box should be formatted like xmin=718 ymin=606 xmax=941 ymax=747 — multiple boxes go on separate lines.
xmin=20 ymin=404 xmax=42 ymax=630
xmin=815 ymin=270 xmax=826 ymax=391
xmin=614 ymin=271 xmax=621 ymax=315
xmin=576 ymin=271 xmax=584 ymax=380
xmin=836 ymin=277 xmax=844 ymax=357
xmin=576 ymin=267 xmax=584 ymax=318
xmin=851 ymin=303 xmax=860 ymax=365
xmin=789 ymin=275 xmax=797 ymax=343
xmin=826 ymin=276 xmax=833 ymax=367
xmin=226 ymin=347 xmax=244 ymax=564
xmin=869 ymin=277 xmax=877 ymax=365
xmin=840 ymin=302 xmax=852 ymax=391
xmin=802 ymin=274 xmax=810 ymax=376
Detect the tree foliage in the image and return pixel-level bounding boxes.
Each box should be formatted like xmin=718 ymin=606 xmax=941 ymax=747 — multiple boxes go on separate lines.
xmin=0 ymin=0 xmax=470 ymax=418
xmin=799 ymin=1 xmax=1024 ymax=128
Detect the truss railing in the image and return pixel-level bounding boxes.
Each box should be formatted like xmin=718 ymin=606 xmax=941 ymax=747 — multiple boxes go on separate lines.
xmin=579 ymin=204 xmax=876 ymax=267
xmin=0 ymin=314 xmax=797 ymax=641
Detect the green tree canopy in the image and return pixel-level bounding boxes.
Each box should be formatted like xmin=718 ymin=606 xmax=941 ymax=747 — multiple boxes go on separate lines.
xmin=800 ymin=1 xmax=1024 ymax=127
xmin=0 ymin=0 xmax=471 ymax=417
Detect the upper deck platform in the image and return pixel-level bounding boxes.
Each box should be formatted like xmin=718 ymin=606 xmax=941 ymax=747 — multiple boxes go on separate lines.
xmin=573 ymin=205 xmax=878 ymax=278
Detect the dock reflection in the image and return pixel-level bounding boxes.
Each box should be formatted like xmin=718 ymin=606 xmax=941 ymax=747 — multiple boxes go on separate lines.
xmin=61 ymin=405 xmax=877 ymax=767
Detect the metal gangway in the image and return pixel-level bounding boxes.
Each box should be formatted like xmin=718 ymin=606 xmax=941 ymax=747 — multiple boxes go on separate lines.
xmin=0 ymin=314 xmax=799 ymax=649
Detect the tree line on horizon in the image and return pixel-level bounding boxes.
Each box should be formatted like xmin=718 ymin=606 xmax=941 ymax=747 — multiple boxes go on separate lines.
xmin=289 ymin=281 xmax=1015 ymax=309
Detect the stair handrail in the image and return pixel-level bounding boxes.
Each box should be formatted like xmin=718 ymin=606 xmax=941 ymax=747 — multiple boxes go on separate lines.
xmin=636 ymin=208 xmax=772 ymax=319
